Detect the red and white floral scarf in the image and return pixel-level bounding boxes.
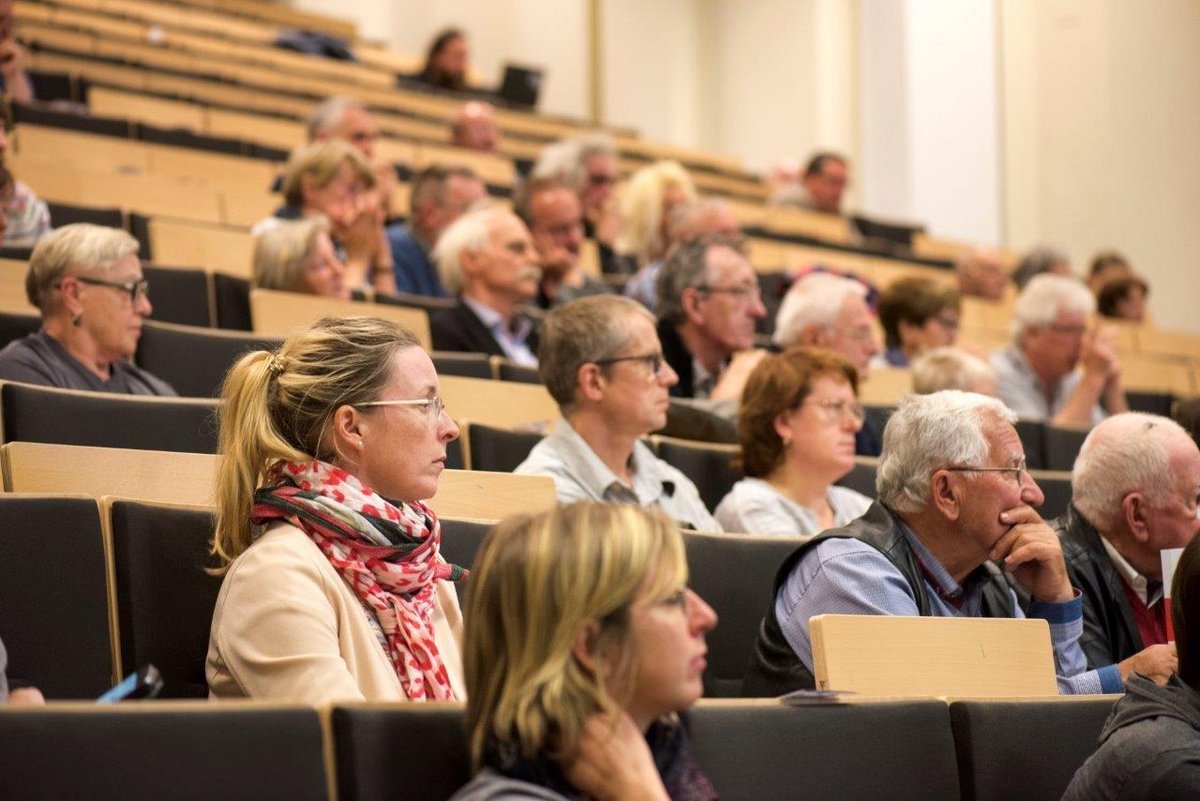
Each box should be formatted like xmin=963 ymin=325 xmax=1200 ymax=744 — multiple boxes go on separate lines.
xmin=252 ymin=459 xmax=466 ymax=701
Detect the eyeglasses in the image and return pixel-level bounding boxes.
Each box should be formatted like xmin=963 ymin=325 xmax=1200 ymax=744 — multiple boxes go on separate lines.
xmin=803 ymin=398 xmax=865 ymax=424
xmin=71 ymin=276 xmax=150 ymax=303
xmin=355 ymin=396 xmax=447 ymax=424
xmin=593 ymin=352 xmax=666 ymax=378
xmin=697 ymin=283 xmax=762 ymax=302
xmin=587 ymin=173 xmax=618 ymax=187
xmin=932 ymin=314 xmax=960 ymax=332
xmin=944 ymin=457 xmax=1028 ymax=483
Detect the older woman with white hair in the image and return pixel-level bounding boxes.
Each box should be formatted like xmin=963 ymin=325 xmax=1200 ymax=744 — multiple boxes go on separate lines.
xmin=0 ymin=224 xmax=175 ymax=394
xmin=252 ymin=217 xmax=349 ymax=300
xmin=991 ymin=273 xmax=1128 ymax=428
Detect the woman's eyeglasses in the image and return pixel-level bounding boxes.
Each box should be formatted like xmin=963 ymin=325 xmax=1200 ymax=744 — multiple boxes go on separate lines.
xmin=355 ymin=396 xmax=447 ymax=424
xmin=71 ymin=276 xmax=150 ymax=303
xmin=803 ymin=398 xmax=865 ymax=424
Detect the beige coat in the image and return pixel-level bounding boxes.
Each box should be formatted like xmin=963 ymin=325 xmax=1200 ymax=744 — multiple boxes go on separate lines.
xmin=207 ymin=522 xmax=466 ymax=704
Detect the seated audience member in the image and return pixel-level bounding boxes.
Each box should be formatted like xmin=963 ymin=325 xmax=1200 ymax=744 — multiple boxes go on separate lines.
xmin=515 ymin=295 xmax=720 ymax=531
xmin=513 ymin=176 xmax=609 ymax=309
xmin=955 ymin=248 xmax=1009 ymax=301
xmin=992 ymin=273 xmax=1128 ymax=428
xmin=386 ymin=164 xmax=486 ymax=297
xmin=617 ymin=160 xmax=698 ymax=272
xmin=530 ymin=132 xmax=622 ymax=273
xmin=0 ymin=224 xmax=175 ymax=394
xmin=450 ymin=503 xmax=718 ymax=801
xmin=208 ymin=317 xmax=467 ymax=703
xmin=429 ymin=208 xmax=540 ymax=365
xmin=655 ymin=236 xmax=766 ymax=407
xmin=1012 ymin=244 xmax=1072 ymax=290
xmin=1097 ymin=274 xmax=1149 ymax=323
xmin=625 ymin=198 xmax=742 ymax=310
xmin=771 ymin=152 xmax=850 ymax=215
xmin=262 ymin=141 xmax=396 ymax=295
xmin=874 ymin=276 xmax=961 ymax=368
xmin=1088 ymin=250 xmax=1133 ymax=294
xmin=451 ymin=101 xmax=500 ymax=153
xmin=773 ymin=273 xmax=882 ymax=455
xmin=303 ymin=96 xmax=397 ymax=218
xmin=1055 ymin=413 xmax=1198 ymax=678
xmin=414 ymin=27 xmax=469 ymax=92
xmin=1063 ymin=533 xmax=1200 ymax=801
xmin=1 ymin=636 xmax=44 ymax=705
xmin=252 ymin=217 xmax=349 ymax=300
xmin=912 ymin=346 xmax=997 ymax=396
xmin=743 ymin=390 xmax=1117 ymax=697
xmin=0 ymin=103 xmax=49 ymax=247
xmin=715 ymin=347 xmax=871 ymax=536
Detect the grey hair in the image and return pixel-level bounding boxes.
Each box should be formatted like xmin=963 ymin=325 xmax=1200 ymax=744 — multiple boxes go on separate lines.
xmin=876 ymin=391 xmax=1017 ymax=513
xmin=1072 ymin=413 xmax=1191 ymax=530
xmin=773 ymin=273 xmax=868 ymax=347
xmin=1012 ymin=245 xmax=1070 ymax=289
xmin=1010 ymin=273 xmax=1095 ymax=339
xmin=433 ymin=207 xmax=499 ymax=294
xmin=537 ymin=295 xmax=654 ymax=409
xmin=912 ymin=347 xmax=997 ymax=395
xmin=305 ymin=96 xmax=367 ymax=141
xmin=252 ymin=216 xmax=329 ymax=293
xmin=530 ymin=132 xmax=617 ymax=193
xmin=655 ymin=236 xmax=743 ymax=325
xmin=25 ymin=223 xmax=140 ymax=313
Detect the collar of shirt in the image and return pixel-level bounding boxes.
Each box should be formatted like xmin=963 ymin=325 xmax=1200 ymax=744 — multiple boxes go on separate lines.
xmin=550 ymin=417 xmax=674 ymax=505
xmin=1099 ymin=535 xmax=1161 ymax=607
xmin=898 ymin=517 xmax=989 ymax=614
xmin=691 ymin=358 xmax=717 ymax=400
xmin=462 ymin=295 xmax=537 ymax=366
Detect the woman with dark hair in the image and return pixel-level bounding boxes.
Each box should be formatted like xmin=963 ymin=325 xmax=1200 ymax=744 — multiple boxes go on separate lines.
xmin=873 ymin=276 xmax=961 ymax=368
xmin=207 ymin=316 xmax=466 ymax=703
xmin=451 ymin=503 xmax=718 ymax=801
xmin=715 ymin=346 xmax=871 ymax=536
xmin=417 ymin=28 xmax=469 ymax=91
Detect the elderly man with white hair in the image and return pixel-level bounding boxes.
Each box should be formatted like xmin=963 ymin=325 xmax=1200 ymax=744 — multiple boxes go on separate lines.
xmin=992 ymin=273 xmax=1128 ymax=428
xmin=743 ymin=390 xmax=1118 ymax=696
xmin=1054 ymin=412 xmax=1200 ymax=682
xmin=428 ymin=207 xmax=541 ymax=365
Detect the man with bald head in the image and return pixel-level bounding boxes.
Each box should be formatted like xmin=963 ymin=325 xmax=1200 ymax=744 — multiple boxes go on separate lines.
xmin=429 ymin=207 xmax=540 ymax=365
xmin=451 ymin=101 xmax=500 ymax=153
xmin=1055 ymin=413 xmax=1200 ymax=681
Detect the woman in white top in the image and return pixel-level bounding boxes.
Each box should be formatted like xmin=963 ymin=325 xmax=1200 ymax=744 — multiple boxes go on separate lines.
xmin=207 ymin=316 xmax=466 ymax=704
xmin=716 ymin=346 xmax=872 ymax=536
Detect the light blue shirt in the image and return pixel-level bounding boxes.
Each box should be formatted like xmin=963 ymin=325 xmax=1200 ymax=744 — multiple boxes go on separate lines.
xmin=715 ymin=478 xmax=871 ymax=537
xmin=775 ymin=511 xmax=1122 ymax=695
xmin=461 ymin=295 xmax=537 ymax=367
xmin=992 ymin=346 xmax=1106 ymax=426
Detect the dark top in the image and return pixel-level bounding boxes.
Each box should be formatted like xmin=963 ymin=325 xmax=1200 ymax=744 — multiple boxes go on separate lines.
xmin=855 ymin=416 xmax=883 ymax=457
xmin=386 ymin=223 xmax=447 ymax=297
xmin=658 ymin=318 xmax=697 ymax=399
xmin=0 ymin=331 xmax=177 ymax=395
xmin=429 ymin=301 xmax=539 ymax=359
xmin=1063 ymin=674 xmax=1200 ymax=801
xmin=534 ymin=274 xmax=611 ymax=310
xmin=1056 ymin=504 xmax=1146 ymax=668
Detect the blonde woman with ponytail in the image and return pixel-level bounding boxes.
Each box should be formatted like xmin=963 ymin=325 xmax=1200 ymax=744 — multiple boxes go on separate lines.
xmin=206 ymin=316 xmax=466 ymax=703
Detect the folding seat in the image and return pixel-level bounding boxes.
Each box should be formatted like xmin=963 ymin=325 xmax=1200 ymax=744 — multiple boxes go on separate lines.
xmin=652 ymin=436 xmax=739 ymax=512
xmin=44 ymin=200 xmax=124 ymax=230
xmin=136 ymin=320 xmax=282 ymax=398
xmin=465 ymin=421 xmax=542 ymax=473
xmin=1043 ymin=425 xmax=1089 ymax=472
xmin=141 ymin=265 xmax=213 ymax=328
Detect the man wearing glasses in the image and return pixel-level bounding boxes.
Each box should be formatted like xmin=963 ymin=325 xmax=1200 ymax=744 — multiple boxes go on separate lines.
xmin=0 ymin=223 xmax=175 ymax=395
xmin=992 ymin=273 xmax=1129 ymax=428
xmin=515 ymin=295 xmax=720 ymax=532
xmin=654 ymin=236 xmax=767 ymax=407
xmin=744 ymin=390 xmax=1114 ymax=696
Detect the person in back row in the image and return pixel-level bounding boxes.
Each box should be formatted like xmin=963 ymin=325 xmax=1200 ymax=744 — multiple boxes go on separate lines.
xmin=513 ymin=175 xmax=609 ymax=309
xmin=0 ymin=224 xmax=175 ymax=394
xmin=515 ymin=295 xmax=720 ymax=532
xmin=252 ymin=216 xmax=349 ymax=300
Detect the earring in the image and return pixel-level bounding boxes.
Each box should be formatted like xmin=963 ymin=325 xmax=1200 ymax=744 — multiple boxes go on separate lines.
xmin=71 ymin=314 xmax=82 ymax=327
xmin=357 ymin=438 xmax=364 ymax=448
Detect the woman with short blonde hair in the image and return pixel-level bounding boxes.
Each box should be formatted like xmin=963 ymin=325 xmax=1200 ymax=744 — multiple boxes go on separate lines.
xmin=452 ymin=503 xmax=718 ymax=801
xmin=616 ymin=160 xmax=697 ymax=267
xmin=252 ymin=216 xmax=349 ymax=299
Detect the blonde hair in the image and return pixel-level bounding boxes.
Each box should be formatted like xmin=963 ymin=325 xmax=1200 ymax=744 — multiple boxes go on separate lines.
xmin=616 ymin=160 xmax=697 ymax=264
xmin=911 ymin=347 xmax=996 ymax=395
xmin=252 ymin=216 xmax=329 ymax=293
xmin=463 ymin=503 xmax=688 ymax=770
xmin=212 ymin=316 xmax=421 ymax=570
xmin=280 ymin=140 xmax=375 ymax=208
xmin=25 ymin=223 xmax=139 ymax=313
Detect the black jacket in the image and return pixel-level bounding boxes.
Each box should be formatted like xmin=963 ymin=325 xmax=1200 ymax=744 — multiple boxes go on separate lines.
xmin=657 ymin=318 xmax=697 ymax=399
xmin=741 ymin=502 xmax=1015 ymax=697
xmin=429 ymin=301 xmax=539 ymax=359
xmin=1055 ymin=504 xmax=1146 ymax=669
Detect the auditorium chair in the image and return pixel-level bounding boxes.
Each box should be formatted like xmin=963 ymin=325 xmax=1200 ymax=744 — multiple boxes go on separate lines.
xmin=0 ymin=704 xmax=329 ymax=801
xmin=45 ymin=200 xmax=124 ymax=230
xmin=1043 ymin=425 xmax=1090 ymax=472
xmin=835 ymin=457 xmax=879 ymax=498
xmin=681 ymin=530 xmax=803 ymax=697
xmin=949 ymin=697 xmax=1117 ymax=801
xmin=141 ymin=265 xmax=214 ymax=328
xmin=0 ymin=311 xmax=39 ymax=349
xmin=135 ymin=321 xmax=282 ymax=398
xmin=0 ymin=494 xmax=113 ymax=698
xmin=495 ymin=359 xmax=540 ymax=385
xmin=212 ymin=272 xmax=253 ymax=330
xmin=464 ymin=421 xmax=542 ymax=472
xmin=1031 ymin=469 xmax=1072 ymax=521
xmin=651 ymin=436 xmax=739 ymax=512
xmin=424 ymin=471 xmax=557 ymax=523
xmin=655 ymin=399 xmax=738 ymax=444
xmin=106 ymin=499 xmax=222 ymax=698
xmin=1015 ymin=418 xmax=1047 ymax=471
xmin=430 ymin=352 xmax=493 ymax=380
xmin=0 ymin=382 xmax=221 ymax=453
xmin=1126 ymin=389 xmax=1175 ymax=417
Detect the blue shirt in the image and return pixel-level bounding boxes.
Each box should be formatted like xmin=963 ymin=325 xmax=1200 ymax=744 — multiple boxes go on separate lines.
xmin=386 ymin=223 xmax=446 ymax=297
xmin=775 ymin=517 xmax=1123 ymax=694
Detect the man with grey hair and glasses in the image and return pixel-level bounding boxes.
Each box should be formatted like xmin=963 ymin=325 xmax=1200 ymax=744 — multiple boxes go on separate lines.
xmin=514 ymin=294 xmax=719 ymax=531
xmin=1054 ymin=412 xmax=1199 ymax=684
xmin=744 ymin=390 xmax=1116 ymax=696
xmin=993 ymin=273 xmax=1128 ymax=428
